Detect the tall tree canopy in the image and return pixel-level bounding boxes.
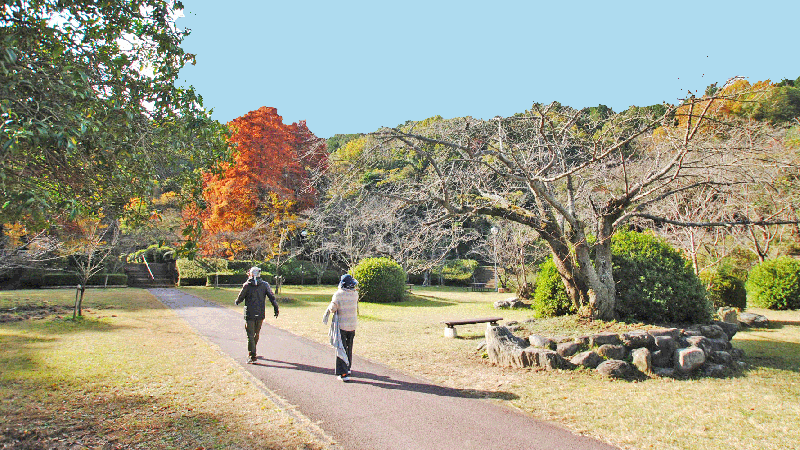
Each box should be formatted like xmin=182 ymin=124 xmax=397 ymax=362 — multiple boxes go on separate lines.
xmin=0 ymin=0 xmax=229 ymax=230
xmin=192 ymin=106 xmax=327 ymax=259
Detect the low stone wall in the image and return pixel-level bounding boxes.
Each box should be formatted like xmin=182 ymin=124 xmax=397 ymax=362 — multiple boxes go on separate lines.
xmin=485 ymin=319 xmax=746 ymax=379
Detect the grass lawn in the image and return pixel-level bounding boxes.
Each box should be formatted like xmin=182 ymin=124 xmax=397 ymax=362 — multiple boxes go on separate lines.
xmin=0 ymin=288 xmax=330 ymax=449
xmin=187 ymin=284 xmax=800 ymax=450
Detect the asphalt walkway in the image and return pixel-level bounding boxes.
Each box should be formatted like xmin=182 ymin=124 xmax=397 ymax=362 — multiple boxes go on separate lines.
xmin=150 ymin=288 xmax=619 ymax=450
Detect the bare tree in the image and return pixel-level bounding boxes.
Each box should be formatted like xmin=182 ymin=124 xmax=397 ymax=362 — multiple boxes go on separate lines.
xmin=305 ymin=195 xmax=480 ymax=285
xmin=335 ymin=89 xmax=796 ymax=320
xmin=61 ymin=216 xmax=121 ymax=318
xmin=469 ymin=219 xmax=547 ymax=293
xmin=0 ymin=225 xmax=61 ymax=278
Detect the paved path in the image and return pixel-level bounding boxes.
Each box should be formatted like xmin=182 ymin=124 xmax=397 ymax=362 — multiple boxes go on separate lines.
xmin=150 ymin=288 xmax=619 ymax=450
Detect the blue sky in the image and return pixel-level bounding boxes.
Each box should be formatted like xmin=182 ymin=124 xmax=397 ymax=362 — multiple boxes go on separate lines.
xmin=177 ymin=0 xmax=799 ymax=138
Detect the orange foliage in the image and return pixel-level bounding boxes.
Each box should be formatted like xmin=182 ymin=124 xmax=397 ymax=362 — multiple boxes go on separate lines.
xmin=189 ymin=107 xmax=327 ymax=258
xmin=671 ymin=78 xmax=774 ymax=132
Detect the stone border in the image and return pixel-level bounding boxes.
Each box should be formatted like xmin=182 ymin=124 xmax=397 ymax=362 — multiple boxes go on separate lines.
xmin=485 ymin=318 xmax=746 ymax=379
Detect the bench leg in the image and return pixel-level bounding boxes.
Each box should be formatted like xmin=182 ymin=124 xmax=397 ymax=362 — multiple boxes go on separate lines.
xmin=444 ymin=326 xmax=458 ymax=338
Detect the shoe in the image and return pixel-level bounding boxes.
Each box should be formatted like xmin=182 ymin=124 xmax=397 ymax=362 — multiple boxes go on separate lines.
xmin=338 ymin=375 xmax=349 ymax=382
xmin=247 ymin=357 xmax=256 ymax=364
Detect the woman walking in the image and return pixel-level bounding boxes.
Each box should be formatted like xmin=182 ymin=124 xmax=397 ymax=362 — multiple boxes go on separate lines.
xmin=323 ymin=274 xmax=358 ymax=381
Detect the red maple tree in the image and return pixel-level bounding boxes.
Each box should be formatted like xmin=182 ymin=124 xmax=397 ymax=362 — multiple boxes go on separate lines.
xmin=189 ymin=107 xmax=327 ymax=258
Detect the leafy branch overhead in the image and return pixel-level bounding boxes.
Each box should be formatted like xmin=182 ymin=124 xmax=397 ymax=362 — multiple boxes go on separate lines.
xmin=0 ymin=0 xmax=230 ymax=228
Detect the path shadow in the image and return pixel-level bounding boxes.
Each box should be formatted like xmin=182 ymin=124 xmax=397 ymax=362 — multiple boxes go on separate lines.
xmin=764 ymin=320 xmax=800 ymax=328
xmin=257 ymin=358 xmax=518 ymax=401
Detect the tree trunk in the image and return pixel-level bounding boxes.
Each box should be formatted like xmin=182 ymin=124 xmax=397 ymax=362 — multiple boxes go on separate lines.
xmin=73 ymin=285 xmax=86 ymax=319
xmin=583 ymin=239 xmax=616 ymax=321
xmin=546 ymin=238 xmax=591 ymax=314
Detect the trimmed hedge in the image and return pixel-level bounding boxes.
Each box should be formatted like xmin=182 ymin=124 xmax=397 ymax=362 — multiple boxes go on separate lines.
xmin=206 ymin=273 xmax=249 ymax=286
xmin=746 ymin=257 xmax=800 ymax=310
xmin=176 ymin=258 xmax=207 ymax=279
xmin=40 ymin=273 xmax=128 ymax=286
xmin=351 ymin=257 xmax=406 ymax=303
xmin=701 ymin=267 xmax=747 ymax=309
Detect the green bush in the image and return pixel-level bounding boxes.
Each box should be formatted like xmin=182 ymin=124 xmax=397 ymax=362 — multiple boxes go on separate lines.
xmin=127 ymin=244 xmax=175 ymax=263
xmin=280 ymin=259 xmax=318 ymax=285
xmin=701 ymin=267 xmax=747 ymax=309
xmin=531 ymin=230 xmax=712 ymax=323
xmin=746 ymin=257 xmax=800 ymax=310
xmin=532 ymin=258 xmax=575 ymax=317
xmin=612 ymin=230 xmax=711 ymax=323
xmin=206 ymin=273 xmax=249 ymax=286
xmin=436 ymin=259 xmax=479 ymax=286
xmin=176 ymin=258 xmax=206 ymax=277
xmin=351 ymin=257 xmax=406 ymax=303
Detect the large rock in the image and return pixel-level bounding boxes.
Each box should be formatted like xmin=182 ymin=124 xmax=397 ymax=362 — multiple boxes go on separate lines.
xmin=494 ymin=297 xmax=529 ymax=309
xmin=708 ymin=351 xmax=733 ymax=366
xmin=648 ymin=328 xmax=681 ymax=340
xmin=718 ymin=307 xmax=738 ymax=324
xmin=570 ymin=351 xmax=604 ymax=369
xmin=697 ymin=324 xmax=727 ymax=340
xmin=703 ymin=363 xmax=730 ymax=378
xmin=713 ymin=320 xmax=739 ymax=340
xmin=556 ymin=341 xmax=580 ymax=358
xmin=597 ymin=344 xmax=627 ymax=361
xmin=596 ymin=360 xmax=634 ymax=378
xmin=653 ymin=335 xmax=678 ymax=355
xmin=683 ymin=336 xmax=713 ymax=355
xmin=527 ymin=348 xmax=571 ymax=370
xmin=590 ymin=333 xmax=622 ymax=346
xmin=651 ymin=349 xmax=673 ymax=368
xmin=632 ymin=348 xmax=652 ymax=374
xmin=528 ymin=334 xmax=556 ymax=350
xmin=739 ymin=312 xmax=770 ymax=328
xmin=674 ymin=346 xmax=706 ymax=373
xmin=486 ymin=325 xmax=530 ymax=367
xmin=622 ymin=331 xmax=654 ymax=349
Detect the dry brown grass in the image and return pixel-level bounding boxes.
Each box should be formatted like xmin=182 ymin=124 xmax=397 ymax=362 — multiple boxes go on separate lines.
xmin=189 ymin=285 xmax=800 ymax=450
xmin=0 ymin=288 xmax=332 ymax=449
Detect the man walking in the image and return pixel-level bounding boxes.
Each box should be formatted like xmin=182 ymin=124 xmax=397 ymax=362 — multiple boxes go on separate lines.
xmin=235 ymin=266 xmax=279 ymax=363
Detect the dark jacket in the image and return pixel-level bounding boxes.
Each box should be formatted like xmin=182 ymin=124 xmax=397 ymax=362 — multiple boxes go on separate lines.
xmin=235 ymin=278 xmax=278 ymax=320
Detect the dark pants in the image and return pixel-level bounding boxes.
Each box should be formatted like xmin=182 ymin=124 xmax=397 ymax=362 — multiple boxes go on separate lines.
xmin=336 ymin=329 xmax=355 ymax=375
xmin=245 ymin=318 xmax=264 ymax=359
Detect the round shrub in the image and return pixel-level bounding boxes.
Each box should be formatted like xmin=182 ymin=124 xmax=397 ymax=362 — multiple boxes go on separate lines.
xmin=701 ymin=268 xmax=747 ymax=309
xmin=532 ymin=258 xmax=575 ymax=317
xmin=746 ymin=257 xmax=800 ymax=310
xmin=612 ymin=230 xmax=711 ymax=324
xmin=351 ymin=257 xmax=406 ymax=303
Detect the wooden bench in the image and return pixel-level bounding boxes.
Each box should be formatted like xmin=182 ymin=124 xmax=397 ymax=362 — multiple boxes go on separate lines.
xmin=469 ymin=282 xmax=491 ymax=292
xmin=441 ymin=317 xmax=503 ymax=338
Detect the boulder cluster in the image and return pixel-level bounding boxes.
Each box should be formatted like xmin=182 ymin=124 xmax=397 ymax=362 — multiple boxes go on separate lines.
xmin=485 ymin=307 xmax=766 ymax=379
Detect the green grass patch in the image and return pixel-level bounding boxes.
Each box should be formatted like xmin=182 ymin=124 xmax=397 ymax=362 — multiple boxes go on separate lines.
xmin=0 ymin=288 xmax=329 ymax=450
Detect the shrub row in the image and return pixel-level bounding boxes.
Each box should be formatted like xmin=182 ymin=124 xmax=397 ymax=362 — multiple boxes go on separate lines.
xmin=18 ymin=273 xmax=129 ymax=288
xmin=407 ymin=259 xmax=479 ymax=286
xmin=176 ymin=258 xmax=342 ymax=286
